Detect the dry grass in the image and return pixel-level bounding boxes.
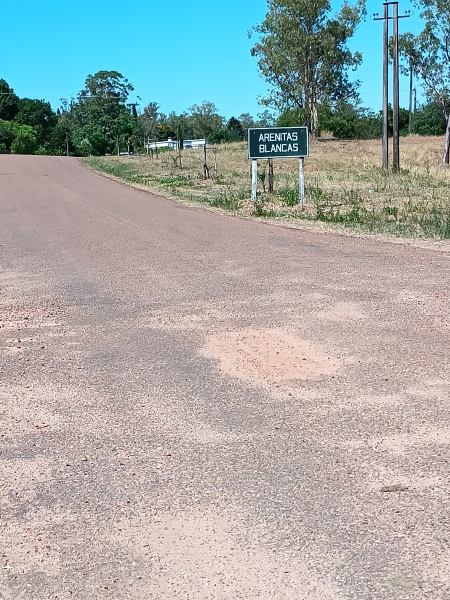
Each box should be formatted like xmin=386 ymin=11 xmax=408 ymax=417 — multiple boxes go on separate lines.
xmin=85 ymin=136 xmax=450 ymax=239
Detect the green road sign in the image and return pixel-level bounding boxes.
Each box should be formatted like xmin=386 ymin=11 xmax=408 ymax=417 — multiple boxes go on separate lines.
xmin=248 ymin=126 xmax=309 ymax=160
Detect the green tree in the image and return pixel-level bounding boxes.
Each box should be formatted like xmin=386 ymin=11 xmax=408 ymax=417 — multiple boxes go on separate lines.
xmin=139 ymin=102 xmax=160 ymax=140
xmin=69 ymin=71 xmax=137 ymax=155
xmin=226 ymin=117 xmax=245 ymax=140
xmin=14 ymin=98 xmax=57 ymax=152
xmin=82 ymin=70 xmax=133 ymax=101
xmin=11 ymin=124 xmax=37 ymax=154
xmin=398 ymin=0 xmax=450 ymax=160
xmin=413 ymin=102 xmax=446 ymax=136
xmin=276 ymin=107 xmax=305 ymax=127
xmin=238 ymin=113 xmax=256 ymax=136
xmin=187 ymin=101 xmax=224 ymax=139
xmin=255 ymin=110 xmax=276 ymax=127
xmin=49 ymin=100 xmax=76 ymax=156
xmin=319 ymin=104 xmax=382 ymax=139
xmin=0 ymin=119 xmax=15 ymax=151
xmin=47 ymin=119 xmax=72 ymax=155
xmin=167 ymin=112 xmax=195 ymax=140
xmin=209 ymin=128 xmax=233 ymax=144
xmin=156 ymin=123 xmax=175 ymax=140
xmin=0 ymin=79 xmax=20 ymax=121
xmin=250 ymin=0 xmax=366 ymax=137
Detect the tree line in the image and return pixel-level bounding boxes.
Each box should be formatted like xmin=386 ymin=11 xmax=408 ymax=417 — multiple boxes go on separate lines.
xmin=251 ymin=0 xmax=450 ymax=159
xmin=0 ymin=71 xmax=275 ymax=156
xmin=1 ymin=0 xmax=449 ymax=156
xmin=0 ymin=67 xmax=445 ymax=158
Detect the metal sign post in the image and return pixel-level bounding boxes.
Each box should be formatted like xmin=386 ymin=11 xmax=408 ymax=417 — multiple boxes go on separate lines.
xmin=248 ymin=126 xmax=309 ymax=202
xmin=299 ymin=158 xmax=305 ymax=206
xmin=251 ymin=160 xmax=258 ymax=201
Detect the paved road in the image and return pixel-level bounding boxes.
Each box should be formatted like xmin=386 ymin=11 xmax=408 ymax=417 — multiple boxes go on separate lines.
xmin=1 ymin=155 xmax=449 ymax=599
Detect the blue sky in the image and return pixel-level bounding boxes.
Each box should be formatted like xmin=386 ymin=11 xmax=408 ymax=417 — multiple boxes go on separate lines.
xmin=2 ymin=0 xmax=424 ymax=120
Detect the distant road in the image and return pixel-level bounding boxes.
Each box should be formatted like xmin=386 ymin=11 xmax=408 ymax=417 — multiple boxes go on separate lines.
xmin=1 ymin=155 xmax=449 ymax=599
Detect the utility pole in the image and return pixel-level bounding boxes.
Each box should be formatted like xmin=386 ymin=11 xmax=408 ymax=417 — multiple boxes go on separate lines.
xmin=392 ymin=2 xmax=400 ymax=169
xmin=373 ymin=3 xmax=410 ymax=170
xmin=382 ymin=2 xmax=389 ymax=167
xmin=408 ymin=60 xmax=414 ymax=136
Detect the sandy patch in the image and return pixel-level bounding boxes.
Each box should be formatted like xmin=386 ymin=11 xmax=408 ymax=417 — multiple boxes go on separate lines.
xmin=369 ymin=425 xmax=450 ymax=455
xmin=0 ymin=344 xmax=25 ymax=356
xmin=0 ymin=507 xmax=73 ymax=596
xmin=0 ymin=519 xmax=62 ymax=579
xmin=0 ymin=385 xmax=60 ymax=437
xmin=345 ymin=424 xmax=450 ymax=456
xmin=0 ymin=457 xmax=54 ymax=509
xmin=108 ymin=509 xmax=339 ymax=600
xmin=396 ymin=289 xmax=450 ymax=330
xmin=350 ymin=392 xmax=404 ymax=407
xmin=137 ymin=390 xmax=257 ymax=444
xmin=316 ymin=301 xmax=366 ymax=322
xmin=364 ymin=463 xmax=445 ymax=492
xmin=421 ymin=552 xmax=450 ymax=599
xmin=202 ymin=329 xmax=341 ymax=385
xmin=142 ymin=302 xmax=244 ymax=333
xmin=406 ymin=381 xmax=449 ymax=400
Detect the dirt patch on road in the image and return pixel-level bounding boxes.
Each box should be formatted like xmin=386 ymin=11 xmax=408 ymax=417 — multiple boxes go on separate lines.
xmin=316 ymin=301 xmax=366 ymax=323
xmin=109 ymin=509 xmax=339 ymax=600
xmin=202 ymin=329 xmax=341 ymax=386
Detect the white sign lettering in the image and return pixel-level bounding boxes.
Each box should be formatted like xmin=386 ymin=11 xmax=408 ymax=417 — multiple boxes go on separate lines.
xmin=258 ymin=132 xmax=298 ymax=143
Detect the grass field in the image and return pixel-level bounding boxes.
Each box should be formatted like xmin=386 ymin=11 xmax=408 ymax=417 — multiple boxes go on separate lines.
xmin=85 ymin=136 xmax=450 ymax=239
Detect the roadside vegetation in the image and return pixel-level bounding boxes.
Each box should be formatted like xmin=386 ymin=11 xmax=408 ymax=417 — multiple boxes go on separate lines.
xmin=86 ymin=135 xmax=450 ymax=240
xmin=2 ymin=0 xmax=450 ymax=239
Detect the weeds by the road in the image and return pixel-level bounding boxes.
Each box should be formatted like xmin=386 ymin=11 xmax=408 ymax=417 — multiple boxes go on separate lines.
xmin=85 ymin=136 xmax=450 ymax=239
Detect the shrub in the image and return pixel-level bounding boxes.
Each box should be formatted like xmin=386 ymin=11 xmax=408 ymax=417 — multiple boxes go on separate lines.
xmin=11 ymin=125 xmax=37 ymax=154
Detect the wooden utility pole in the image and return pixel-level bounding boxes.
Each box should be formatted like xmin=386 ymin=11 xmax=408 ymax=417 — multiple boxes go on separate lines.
xmin=373 ymin=3 xmax=410 ymax=170
xmin=392 ymin=2 xmax=400 ymax=170
xmin=382 ymin=2 xmax=389 ymax=168
xmin=408 ymin=60 xmax=414 ymax=135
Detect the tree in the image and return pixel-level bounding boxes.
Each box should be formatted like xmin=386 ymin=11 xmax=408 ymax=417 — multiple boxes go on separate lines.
xmin=323 ymin=105 xmax=381 ymax=139
xmin=14 ymin=98 xmax=57 ymax=151
xmin=139 ymin=101 xmax=160 ymax=141
xmin=250 ymin=0 xmax=366 ymax=137
xmin=209 ymin=128 xmax=233 ymax=144
xmin=156 ymin=123 xmax=175 ymax=140
xmin=413 ymin=101 xmax=447 ymax=136
xmin=167 ymin=112 xmax=195 ymax=140
xmin=398 ymin=0 xmax=450 ymax=162
xmin=69 ymin=71 xmax=137 ymax=155
xmin=11 ymin=124 xmax=37 ymax=154
xmin=82 ymin=71 xmax=133 ymax=101
xmin=0 ymin=79 xmax=20 ymax=121
xmin=276 ymin=107 xmax=305 ymax=127
xmin=0 ymin=119 xmax=15 ymax=151
xmin=238 ymin=113 xmax=256 ymax=136
xmin=226 ymin=117 xmax=245 ymax=140
xmin=187 ymin=101 xmax=224 ymax=139
xmin=255 ymin=110 xmax=276 ymax=127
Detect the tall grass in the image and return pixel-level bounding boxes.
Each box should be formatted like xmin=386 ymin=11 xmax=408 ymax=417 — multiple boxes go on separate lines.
xmin=85 ymin=136 xmax=450 ymax=239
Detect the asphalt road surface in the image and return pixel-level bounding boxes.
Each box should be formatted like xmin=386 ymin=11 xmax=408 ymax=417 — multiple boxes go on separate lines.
xmin=1 ymin=155 xmax=449 ymax=599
